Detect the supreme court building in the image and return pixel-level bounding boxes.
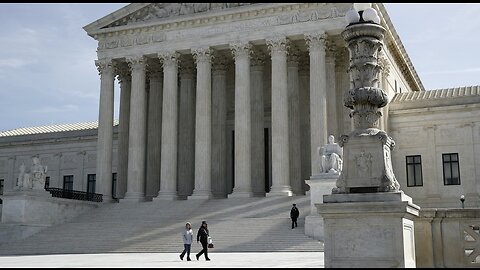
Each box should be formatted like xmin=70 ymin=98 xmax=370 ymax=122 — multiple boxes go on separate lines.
xmin=0 ymin=3 xmax=479 ymax=208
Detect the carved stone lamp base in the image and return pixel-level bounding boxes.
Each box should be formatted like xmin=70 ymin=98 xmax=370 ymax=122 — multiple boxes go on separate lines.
xmin=335 ymin=130 xmax=399 ymax=193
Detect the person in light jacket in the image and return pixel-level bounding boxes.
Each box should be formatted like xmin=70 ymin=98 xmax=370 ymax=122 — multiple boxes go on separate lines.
xmin=180 ymin=222 xmax=193 ymax=261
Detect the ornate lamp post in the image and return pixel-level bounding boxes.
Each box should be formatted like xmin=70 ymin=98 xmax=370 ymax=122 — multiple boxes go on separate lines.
xmin=460 ymin=194 xmax=465 ymax=208
xmin=333 ymin=3 xmax=400 ymax=194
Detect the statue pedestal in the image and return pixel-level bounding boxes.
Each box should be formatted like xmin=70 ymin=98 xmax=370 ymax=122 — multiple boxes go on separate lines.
xmin=304 ymin=173 xmax=338 ymax=240
xmin=317 ymin=191 xmax=420 ymax=268
xmin=1 ymin=190 xmax=96 ymax=225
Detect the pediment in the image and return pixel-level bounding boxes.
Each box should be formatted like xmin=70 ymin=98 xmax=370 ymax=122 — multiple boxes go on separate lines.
xmin=84 ymin=3 xmax=254 ymax=34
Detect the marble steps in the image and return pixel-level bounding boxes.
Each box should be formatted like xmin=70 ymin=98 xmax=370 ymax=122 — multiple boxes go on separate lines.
xmin=0 ymin=195 xmax=322 ymax=255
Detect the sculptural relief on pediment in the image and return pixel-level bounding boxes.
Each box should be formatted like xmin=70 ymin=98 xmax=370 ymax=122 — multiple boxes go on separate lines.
xmin=105 ymin=3 xmax=253 ymax=28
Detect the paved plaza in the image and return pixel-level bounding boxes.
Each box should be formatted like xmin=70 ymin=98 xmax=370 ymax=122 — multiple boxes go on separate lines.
xmin=0 ymin=252 xmax=324 ymax=268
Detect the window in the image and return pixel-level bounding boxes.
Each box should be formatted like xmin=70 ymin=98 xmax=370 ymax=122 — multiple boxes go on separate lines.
xmin=63 ymin=175 xmax=74 ymax=191
xmin=112 ymin=173 xmax=117 ymax=199
xmin=443 ymin=153 xmax=460 ymax=185
xmin=0 ymin=179 xmax=4 ymax=204
xmin=406 ymin=155 xmax=423 ymax=187
xmin=87 ymin=174 xmax=96 ymax=194
xmin=45 ymin=176 xmax=50 ymax=189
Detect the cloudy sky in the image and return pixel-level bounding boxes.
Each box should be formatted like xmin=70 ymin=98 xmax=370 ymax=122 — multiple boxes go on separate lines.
xmin=0 ymin=3 xmax=479 ymax=132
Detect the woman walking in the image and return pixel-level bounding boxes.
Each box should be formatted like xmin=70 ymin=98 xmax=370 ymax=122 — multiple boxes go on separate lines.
xmin=195 ymin=221 xmax=211 ymax=261
xmin=180 ymin=222 xmax=193 ymax=261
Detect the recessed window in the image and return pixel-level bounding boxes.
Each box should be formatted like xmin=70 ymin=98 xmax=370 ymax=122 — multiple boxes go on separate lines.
xmin=87 ymin=174 xmax=96 ymax=194
xmin=443 ymin=153 xmax=460 ymax=185
xmin=406 ymin=155 xmax=423 ymax=187
xmin=63 ymin=175 xmax=74 ymax=191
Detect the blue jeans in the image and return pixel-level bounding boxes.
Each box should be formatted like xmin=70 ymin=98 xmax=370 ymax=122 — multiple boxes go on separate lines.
xmin=180 ymin=244 xmax=191 ymax=259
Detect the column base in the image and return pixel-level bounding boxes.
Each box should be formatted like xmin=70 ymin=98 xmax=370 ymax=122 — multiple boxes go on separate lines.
xmin=267 ymin=185 xmax=293 ymax=197
xmin=228 ymin=191 xmax=254 ymax=198
xmin=188 ymin=190 xmax=213 ymax=200
xmin=122 ymin=192 xmax=146 ymax=202
xmin=154 ymin=191 xmax=178 ymax=200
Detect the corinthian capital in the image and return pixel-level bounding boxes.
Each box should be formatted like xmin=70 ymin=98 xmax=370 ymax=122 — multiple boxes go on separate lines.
xmin=304 ymin=31 xmax=327 ymax=53
xmin=230 ymin=41 xmax=252 ymax=60
xmin=250 ymin=49 xmax=266 ymax=67
xmin=266 ymin=36 xmax=290 ymax=56
xmin=192 ymin=47 xmax=213 ymax=64
xmin=158 ymin=51 xmax=179 ymax=69
xmin=287 ymin=44 xmax=300 ymax=64
xmin=147 ymin=60 xmax=163 ymax=80
xmin=95 ymin=58 xmax=114 ymax=76
xmin=212 ymin=53 xmax=228 ymax=72
xmin=126 ymin=55 xmax=146 ymax=72
xmin=114 ymin=62 xmax=131 ymax=83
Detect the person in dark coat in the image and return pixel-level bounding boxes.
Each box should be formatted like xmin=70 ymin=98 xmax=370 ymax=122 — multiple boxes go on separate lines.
xmin=195 ymin=220 xmax=211 ymax=261
xmin=290 ymin=203 xmax=299 ymax=229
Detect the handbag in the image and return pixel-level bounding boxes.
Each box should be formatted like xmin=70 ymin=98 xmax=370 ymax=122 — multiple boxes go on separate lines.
xmin=207 ymin=236 xmax=214 ymax=248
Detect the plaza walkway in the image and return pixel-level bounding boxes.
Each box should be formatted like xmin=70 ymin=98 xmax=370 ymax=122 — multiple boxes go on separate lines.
xmin=0 ymin=252 xmax=325 ymax=268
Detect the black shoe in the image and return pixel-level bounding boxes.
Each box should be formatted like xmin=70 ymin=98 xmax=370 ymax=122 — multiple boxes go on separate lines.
xmin=206 ymin=258 xmax=211 ymax=261
xmin=187 ymin=258 xmax=191 ymax=261
xmin=196 ymin=254 xmax=200 ymax=260
xmin=180 ymin=255 xmax=183 ymax=261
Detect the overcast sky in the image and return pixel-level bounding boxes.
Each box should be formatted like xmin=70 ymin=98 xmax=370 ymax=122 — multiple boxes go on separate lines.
xmin=0 ymin=3 xmax=479 ymax=132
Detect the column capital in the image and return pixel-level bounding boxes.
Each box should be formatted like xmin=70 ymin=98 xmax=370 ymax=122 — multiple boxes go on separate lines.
xmin=147 ymin=60 xmax=163 ymax=80
xmin=298 ymin=53 xmax=310 ymax=74
xmin=230 ymin=41 xmax=252 ymax=60
xmin=250 ymin=49 xmax=266 ymax=69
xmin=126 ymin=55 xmax=147 ymax=72
xmin=192 ymin=47 xmax=213 ymax=64
xmin=325 ymin=40 xmax=337 ymax=59
xmin=158 ymin=51 xmax=180 ymax=69
xmin=212 ymin=53 xmax=228 ymax=74
xmin=378 ymin=51 xmax=391 ymax=77
xmin=266 ymin=36 xmax=290 ymax=56
xmin=179 ymin=58 xmax=196 ymax=77
xmin=304 ymin=31 xmax=327 ymax=53
xmin=287 ymin=44 xmax=300 ymax=65
xmin=95 ymin=58 xmax=114 ymax=76
xmin=115 ymin=63 xmax=131 ymax=83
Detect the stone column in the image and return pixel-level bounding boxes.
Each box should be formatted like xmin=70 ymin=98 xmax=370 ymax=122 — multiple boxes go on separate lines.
xmin=116 ymin=64 xmax=131 ymax=199
xmin=287 ymin=45 xmax=302 ymax=195
xmin=190 ymin=47 xmax=213 ymax=199
xmin=157 ymin=51 xmax=179 ymax=200
xmin=123 ymin=56 xmax=147 ymax=201
xmin=145 ymin=62 xmax=163 ymax=199
xmin=177 ymin=58 xmax=196 ymax=198
xmin=305 ymin=32 xmax=328 ymax=176
xmin=299 ymin=54 xmax=311 ymax=191
xmin=251 ymin=49 xmax=266 ymax=196
xmin=94 ymin=58 xmax=115 ymax=201
xmin=229 ymin=41 xmax=254 ymax=198
xmin=335 ymin=49 xmax=352 ymax=136
xmin=211 ymin=54 xmax=228 ymax=198
xmin=326 ymin=42 xmax=338 ymax=138
xmin=267 ymin=36 xmax=292 ymax=196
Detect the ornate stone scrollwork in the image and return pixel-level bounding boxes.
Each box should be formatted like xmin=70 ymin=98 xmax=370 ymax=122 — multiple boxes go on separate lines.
xmin=192 ymin=47 xmax=213 ymax=64
xmin=287 ymin=44 xmax=300 ymax=66
xmin=95 ymin=58 xmax=114 ymax=76
xmin=158 ymin=51 xmax=180 ymax=69
xmin=250 ymin=49 xmax=266 ymax=68
xmin=126 ymin=55 xmax=147 ymax=72
xmin=229 ymin=41 xmax=252 ymax=60
xmin=304 ymin=32 xmax=327 ymax=53
xmin=114 ymin=62 xmax=131 ymax=83
xmin=266 ymin=36 xmax=290 ymax=57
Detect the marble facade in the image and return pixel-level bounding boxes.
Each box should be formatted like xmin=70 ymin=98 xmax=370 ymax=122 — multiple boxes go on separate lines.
xmin=0 ymin=3 xmax=478 ymax=209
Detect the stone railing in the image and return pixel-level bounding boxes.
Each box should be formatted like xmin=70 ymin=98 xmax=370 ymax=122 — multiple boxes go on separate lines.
xmin=415 ymin=208 xmax=480 ymax=268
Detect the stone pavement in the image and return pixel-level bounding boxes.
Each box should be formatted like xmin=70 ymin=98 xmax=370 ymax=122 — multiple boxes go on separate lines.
xmin=0 ymin=252 xmax=324 ymax=268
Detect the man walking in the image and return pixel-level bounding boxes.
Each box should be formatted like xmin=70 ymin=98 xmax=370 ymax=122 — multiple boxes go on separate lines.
xmin=290 ymin=203 xmax=299 ymax=229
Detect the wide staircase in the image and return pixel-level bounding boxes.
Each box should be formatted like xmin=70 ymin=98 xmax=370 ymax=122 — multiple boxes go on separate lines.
xmin=0 ymin=195 xmax=323 ymax=255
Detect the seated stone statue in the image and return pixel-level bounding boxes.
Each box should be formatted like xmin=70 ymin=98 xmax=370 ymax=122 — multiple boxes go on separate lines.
xmin=318 ymin=135 xmax=343 ymax=174
xmin=16 ymin=163 xmax=32 ymax=190
xmin=30 ymin=156 xmax=47 ymax=190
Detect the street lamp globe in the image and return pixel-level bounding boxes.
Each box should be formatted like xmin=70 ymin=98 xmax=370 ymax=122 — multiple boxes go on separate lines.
xmin=363 ymin=8 xmax=381 ymax=24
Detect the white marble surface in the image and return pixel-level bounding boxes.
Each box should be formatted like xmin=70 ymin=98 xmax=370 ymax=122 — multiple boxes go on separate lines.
xmin=0 ymin=252 xmax=325 ymax=268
